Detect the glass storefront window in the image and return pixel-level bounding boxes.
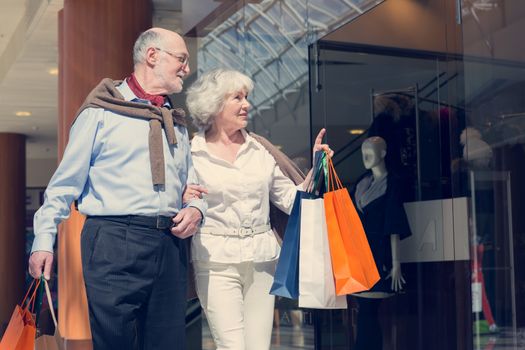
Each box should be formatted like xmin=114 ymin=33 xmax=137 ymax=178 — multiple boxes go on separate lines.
xmin=310 ymin=41 xmax=470 ymax=350
xmin=193 ymin=0 xmax=383 ymax=161
xmin=462 ymin=1 xmax=525 ymax=348
xmin=305 ymin=0 xmax=525 ymax=349
xmin=184 ymin=0 xmax=525 ymax=349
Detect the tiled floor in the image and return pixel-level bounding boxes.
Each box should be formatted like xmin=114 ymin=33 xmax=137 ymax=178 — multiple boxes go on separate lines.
xmin=474 ymin=328 xmax=525 ymax=350
xmin=203 ymin=321 xmax=525 ymax=350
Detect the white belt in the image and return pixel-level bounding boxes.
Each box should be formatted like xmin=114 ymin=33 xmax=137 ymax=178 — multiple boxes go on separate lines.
xmin=199 ymin=224 xmax=271 ymax=237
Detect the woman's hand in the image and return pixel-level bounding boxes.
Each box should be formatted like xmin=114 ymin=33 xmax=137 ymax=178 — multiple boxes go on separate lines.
xmin=183 ymin=184 xmax=208 ymax=205
xmin=313 ymin=128 xmax=334 ymax=159
xmin=300 ymin=128 xmax=334 ymax=191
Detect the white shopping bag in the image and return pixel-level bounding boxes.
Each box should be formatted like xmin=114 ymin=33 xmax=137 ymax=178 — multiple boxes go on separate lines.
xmin=299 ymin=198 xmax=347 ymax=309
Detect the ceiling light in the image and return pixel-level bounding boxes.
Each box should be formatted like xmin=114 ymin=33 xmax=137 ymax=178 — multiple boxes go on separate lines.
xmin=48 ymin=68 xmax=59 ymax=75
xmin=348 ymin=129 xmax=365 ymax=135
xmin=15 ymin=111 xmax=32 ymax=117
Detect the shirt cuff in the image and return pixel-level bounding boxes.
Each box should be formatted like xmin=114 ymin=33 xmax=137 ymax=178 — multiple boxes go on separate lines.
xmin=31 ymin=233 xmax=56 ymax=254
xmin=186 ymin=199 xmax=206 ymax=226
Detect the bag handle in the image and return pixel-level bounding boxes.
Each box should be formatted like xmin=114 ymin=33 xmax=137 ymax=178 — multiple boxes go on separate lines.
xmin=21 ymin=278 xmax=41 ymax=312
xmin=307 ymin=151 xmax=326 ymax=194
xmin=20 ymin=279 xmax=37 ymax=306
xmin=43 ymin=279 xmax=58 ymax=328
xmin=327 ymin=156 xmax=343 ymax=191
xmin=30 ymin=278 xmax=44 ymax=315
xmin=327 ymin=156 xmax=334 ymax=191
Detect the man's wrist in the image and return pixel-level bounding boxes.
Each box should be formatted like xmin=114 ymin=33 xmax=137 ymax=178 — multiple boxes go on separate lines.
xmin=31 ymin=250 xmax=54 ymax=255
xmin=188 ymin=205 xmax=205 ymax=225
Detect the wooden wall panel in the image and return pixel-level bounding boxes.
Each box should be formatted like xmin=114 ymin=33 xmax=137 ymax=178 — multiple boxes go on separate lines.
xmin=0 ymin=133 xmax=26 ymax=333
xmin=58 ymin=0 xmax=152 ymax=341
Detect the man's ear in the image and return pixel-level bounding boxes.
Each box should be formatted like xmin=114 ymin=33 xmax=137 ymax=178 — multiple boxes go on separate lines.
xmin=381 ymin=149 xmax=387 ymax=158
xmin=145 ymin=47 xmax=158 ymax=65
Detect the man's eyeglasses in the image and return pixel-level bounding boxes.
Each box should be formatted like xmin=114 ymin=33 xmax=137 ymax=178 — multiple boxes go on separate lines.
xmin=155 ymin=47 xmax=189 ymax=66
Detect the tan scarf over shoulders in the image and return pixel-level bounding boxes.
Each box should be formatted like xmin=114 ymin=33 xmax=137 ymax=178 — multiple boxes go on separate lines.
xmin=73 ymin=78 xmax=187 ymax=186
xmin=249 ymin=132 xmax=306 ymax=240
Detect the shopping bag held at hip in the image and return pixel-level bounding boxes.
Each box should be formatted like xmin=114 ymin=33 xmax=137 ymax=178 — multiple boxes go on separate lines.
xmin=0 ymin=278 xmax=42 ymax=350
xmin=34 ymin=278 xmax=64 ymax=350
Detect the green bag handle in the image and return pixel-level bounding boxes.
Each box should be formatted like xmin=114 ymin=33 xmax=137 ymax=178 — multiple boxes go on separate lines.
xmin=311 ymin=151 xmax=329 ymax=194
xmin=309 ymin=151 xmax=326 ymax=194
xmin=33 ymin=276 xmax=45 ymax=325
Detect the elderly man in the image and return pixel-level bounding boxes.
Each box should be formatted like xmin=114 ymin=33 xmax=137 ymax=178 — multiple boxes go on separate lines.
xmin=28 ymin=28 xmax=206 ymax=350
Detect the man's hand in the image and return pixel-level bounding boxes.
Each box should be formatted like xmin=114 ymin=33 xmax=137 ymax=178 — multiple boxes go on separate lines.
xmin=182 ymin=184 xmax=208 ymax=205
xmin=170 ymin=207 xmax=203 ymax=239
xmin=28 ymin=251 xmax=54 ymax=280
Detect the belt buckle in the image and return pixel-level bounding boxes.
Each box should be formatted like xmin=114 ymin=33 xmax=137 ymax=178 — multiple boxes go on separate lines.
xmin=239 ymin=227 xmax=253 ymax=237
xmin=156 ymin=216 xmax=170 ymax=230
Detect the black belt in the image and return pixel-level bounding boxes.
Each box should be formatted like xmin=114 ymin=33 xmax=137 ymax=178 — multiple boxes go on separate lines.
xmin=87 ymin=215 xmax=174 ymax=230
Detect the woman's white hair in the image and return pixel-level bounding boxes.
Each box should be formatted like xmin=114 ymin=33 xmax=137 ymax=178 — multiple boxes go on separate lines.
xmin=186 ymin=68 xmax=254 ymax=130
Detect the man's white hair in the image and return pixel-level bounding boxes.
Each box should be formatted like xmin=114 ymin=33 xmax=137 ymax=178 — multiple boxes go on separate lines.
xmin=133 ymin=30 xmax=164 ymax=66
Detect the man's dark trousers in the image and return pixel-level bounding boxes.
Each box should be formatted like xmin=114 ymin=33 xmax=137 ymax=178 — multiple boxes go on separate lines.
xmin=80 ymin=215 xmax=187 ymax=350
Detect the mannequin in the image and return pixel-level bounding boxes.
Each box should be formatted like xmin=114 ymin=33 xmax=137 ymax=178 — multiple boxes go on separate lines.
xmin=349 ymin=136 xmax=411 ymax=350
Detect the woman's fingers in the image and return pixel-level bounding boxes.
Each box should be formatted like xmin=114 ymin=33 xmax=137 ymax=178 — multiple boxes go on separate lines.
xmin=314 ymin=128 xmax=326 ymax=146
xmin=316 ymin=144 xmax=334 ymax=158
xmin=187 ymin=184 xmax=208 ymax=198
xmin=312 ymin=129 xmax=335 ymax=157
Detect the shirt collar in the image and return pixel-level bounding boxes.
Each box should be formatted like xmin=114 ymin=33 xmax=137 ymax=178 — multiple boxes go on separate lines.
xmin=191 ymin=129 xmax=261 ymax=153
xmin=116 ymin=79 xmax=141 ymax=102
xmin=116 ymin=80 xmax=172 ymax=107
xmin=241 ymin=129 xmax=262 ymax=150
xmin=191 ymin=131 xmax=207 ymax=153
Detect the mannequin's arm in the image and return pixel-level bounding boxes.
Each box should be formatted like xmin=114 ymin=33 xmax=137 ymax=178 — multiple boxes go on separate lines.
xmin=387 ymin=234 xmax=406 ymax=292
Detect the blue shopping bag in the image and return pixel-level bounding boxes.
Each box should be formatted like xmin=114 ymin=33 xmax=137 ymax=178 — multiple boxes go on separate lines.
xmin=270 ymin=190 xmax=317 ymax=299
xmin=270 ymin=151 xmax=326 ymax=299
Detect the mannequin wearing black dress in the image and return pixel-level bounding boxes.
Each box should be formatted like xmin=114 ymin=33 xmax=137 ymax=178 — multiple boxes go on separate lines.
xmin=350 ymin=136 xmax=411 ymax=350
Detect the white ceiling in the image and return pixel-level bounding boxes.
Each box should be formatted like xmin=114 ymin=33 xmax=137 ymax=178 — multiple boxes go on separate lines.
xmin=0 ymin=0 xmax=62 ymax=159
xmin=0 ymin=0 xmax=182 ymax=160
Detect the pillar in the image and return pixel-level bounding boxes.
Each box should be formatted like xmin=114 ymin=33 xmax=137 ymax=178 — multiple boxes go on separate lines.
xmin=58 ymin=0 xmax=152 ymax=343
xmin=0 ymin=133 xmax=26 ymax=333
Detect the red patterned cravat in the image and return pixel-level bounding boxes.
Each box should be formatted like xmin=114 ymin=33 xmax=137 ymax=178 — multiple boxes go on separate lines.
xmin=126 ymin=73 xmax=166 ymax=107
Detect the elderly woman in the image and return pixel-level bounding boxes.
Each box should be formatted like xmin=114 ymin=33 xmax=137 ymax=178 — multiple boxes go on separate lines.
xmin=185 ymin=68 xmax=331 ymax=350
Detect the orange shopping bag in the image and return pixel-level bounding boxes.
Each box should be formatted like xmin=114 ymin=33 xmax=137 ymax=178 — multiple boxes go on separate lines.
xmin=0 ymin=278 xmax=41 ymax=350
xmin=323 ymin=156 xmax=380 ymax=295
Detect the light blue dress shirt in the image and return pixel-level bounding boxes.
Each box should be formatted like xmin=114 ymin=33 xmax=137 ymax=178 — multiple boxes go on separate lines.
xmin=32 ymin=80 xmax=206 ymax=253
